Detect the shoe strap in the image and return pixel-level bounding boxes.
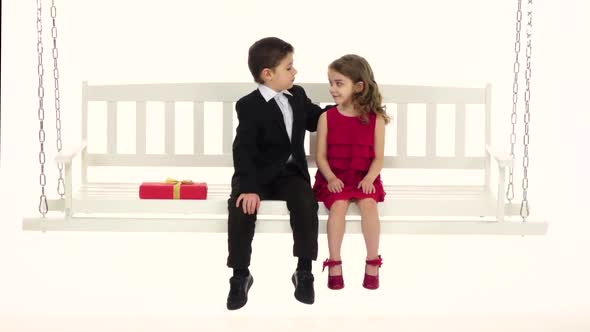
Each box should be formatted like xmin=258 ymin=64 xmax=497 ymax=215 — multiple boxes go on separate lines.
xmin=322 ymin=258 xmax=342 ymax=272
xmin=365 ymin=255 xmax=383 ymax=267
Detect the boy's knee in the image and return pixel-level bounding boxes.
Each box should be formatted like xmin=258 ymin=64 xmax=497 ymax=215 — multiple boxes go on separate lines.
xmin=227 ymin=198 xmax=257 ymax=221
xmin=227 ymin=197 xmax=240 ymax=213
xmin=290 ymin=194 xmax=318 ymax=213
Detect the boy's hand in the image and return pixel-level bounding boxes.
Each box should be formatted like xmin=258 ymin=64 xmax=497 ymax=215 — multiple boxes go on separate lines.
xmin=327 ymin=177 xmax=344 ymax=193
xmin=236 ymin=193 xmax=261 ymax=215
xmin=358 ymin=178 xmax=375 ymax=194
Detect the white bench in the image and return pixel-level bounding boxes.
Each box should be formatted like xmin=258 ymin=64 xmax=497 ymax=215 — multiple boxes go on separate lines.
xmin=22 ymin=82 xmax=548 ymax=235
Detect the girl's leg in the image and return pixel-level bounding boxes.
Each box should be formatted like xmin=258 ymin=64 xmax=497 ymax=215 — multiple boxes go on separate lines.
xmin=327 ymin=200 xmax=350 ymax=275
xmin=356 ymin=198 xmax=380 ymax=276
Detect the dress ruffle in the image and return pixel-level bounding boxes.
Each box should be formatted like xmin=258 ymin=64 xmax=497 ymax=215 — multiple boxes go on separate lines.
xmin=312 ymin=107 xmax=386 ymax=209
xmin=328 ymin=144 xmax=374 ymax=171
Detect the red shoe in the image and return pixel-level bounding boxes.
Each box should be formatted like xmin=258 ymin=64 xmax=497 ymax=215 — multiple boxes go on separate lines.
xmin=322 ymin=259 xmax=344 ymax=290
xmin=363 ymin=255 xmax=383 ymax=290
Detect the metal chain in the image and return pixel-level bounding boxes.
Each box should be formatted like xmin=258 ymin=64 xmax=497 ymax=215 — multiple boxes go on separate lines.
xmin=36 ymin=0 xmax=48 ymax=216
xmin=506 ymin=0 xmax=523 ymax=203
xmin=51 ymin=0 xmax=65 ymax=197
xmin=520 ymin=0 xmax=533 ymax=221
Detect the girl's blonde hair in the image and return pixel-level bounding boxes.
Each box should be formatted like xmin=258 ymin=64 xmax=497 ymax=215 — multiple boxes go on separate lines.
xmin=329 ymin=54 xmax=391 ymax=124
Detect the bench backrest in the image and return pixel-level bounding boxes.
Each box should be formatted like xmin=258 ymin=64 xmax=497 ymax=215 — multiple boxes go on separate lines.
xmin=82 ymin=82 xmax=491 ymax=172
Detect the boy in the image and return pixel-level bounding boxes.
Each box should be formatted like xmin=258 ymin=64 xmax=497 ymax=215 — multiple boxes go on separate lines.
xmin=226 ymin=37 xmax=328 ymax=310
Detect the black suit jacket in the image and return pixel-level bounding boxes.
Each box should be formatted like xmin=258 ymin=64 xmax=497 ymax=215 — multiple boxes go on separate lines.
xmin=231 ymin=84 xmax=328 ymax=195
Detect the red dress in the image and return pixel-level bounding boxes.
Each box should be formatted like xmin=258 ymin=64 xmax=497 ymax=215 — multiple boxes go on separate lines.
xmin=313 ymin=107 xmax=386 ymax=209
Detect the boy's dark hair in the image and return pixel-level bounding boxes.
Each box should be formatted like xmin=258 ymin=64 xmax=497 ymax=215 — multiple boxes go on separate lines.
xmin=248 ymin=37 xmax=294 ymax=84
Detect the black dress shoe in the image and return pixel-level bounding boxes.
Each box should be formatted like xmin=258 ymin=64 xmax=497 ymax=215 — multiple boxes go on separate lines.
xmin=292 ymin=270 xmax=315 ymax=304
xmin=226 ymin=274 xmax=253 ymax=310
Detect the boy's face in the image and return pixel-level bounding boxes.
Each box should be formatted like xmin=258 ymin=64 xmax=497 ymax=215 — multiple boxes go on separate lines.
xmin=328 ymin=69 xmax=362 ymax=106
xmin=262 ymin=52 xmax=297 ymax=91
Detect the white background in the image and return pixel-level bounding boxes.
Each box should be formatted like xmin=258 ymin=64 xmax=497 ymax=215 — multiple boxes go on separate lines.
xmin=1 ymin=0 xmax=589 ymax=331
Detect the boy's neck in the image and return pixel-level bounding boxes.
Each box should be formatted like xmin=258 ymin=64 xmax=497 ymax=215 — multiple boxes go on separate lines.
xmin=262 ymin=82 xmax=283 ymax=93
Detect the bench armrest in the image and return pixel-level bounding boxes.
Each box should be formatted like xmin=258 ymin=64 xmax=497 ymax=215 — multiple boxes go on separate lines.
xmin=486 ymin=144 xmax=513 ymax=222
xmin=55 ymin=140 xmax=88 ymax=164
xmin=486 ymin=144 xmax=513 ymax=168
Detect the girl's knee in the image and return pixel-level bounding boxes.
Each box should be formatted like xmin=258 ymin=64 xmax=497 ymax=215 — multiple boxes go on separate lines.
xmin=357 ymin=198 xmax=379 ymax=215
xmin=357 ymin=198 xmax=377 ymax=209
xmin=329 ymin=200 xmax=350 ymax=217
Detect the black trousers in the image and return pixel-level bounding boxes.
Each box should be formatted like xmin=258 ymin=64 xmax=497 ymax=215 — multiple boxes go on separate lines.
xmin=226 ymin=164 xmax=319 ymax=269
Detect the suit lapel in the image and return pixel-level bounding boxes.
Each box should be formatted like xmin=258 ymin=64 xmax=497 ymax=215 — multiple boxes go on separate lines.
xmin=287 ymin=93 xmax=303 ymax=143
xmin=255 ymin=90 xmax=289 ymax=141
xmin=269 ymin=98 xmax=288 ymax=135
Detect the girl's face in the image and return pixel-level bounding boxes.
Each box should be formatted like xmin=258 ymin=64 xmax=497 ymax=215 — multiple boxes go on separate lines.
xmin=328 ymin=69 xmax=362 ymax=106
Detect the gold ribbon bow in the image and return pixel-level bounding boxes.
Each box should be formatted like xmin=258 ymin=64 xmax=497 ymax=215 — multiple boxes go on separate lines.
xmin=165 ymin=177 xmax=194 ymax=199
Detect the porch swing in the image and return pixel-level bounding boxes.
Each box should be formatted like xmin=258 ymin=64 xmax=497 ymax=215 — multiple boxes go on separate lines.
xmin=23 ymin=0 xmax=548 ymax=235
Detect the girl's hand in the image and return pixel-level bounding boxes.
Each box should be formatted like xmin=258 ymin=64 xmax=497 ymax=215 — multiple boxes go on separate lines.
xmin=358 ymin=178 xmax=375 ymax=194
xmin=327 ymin=177 xmax=344 ymax=193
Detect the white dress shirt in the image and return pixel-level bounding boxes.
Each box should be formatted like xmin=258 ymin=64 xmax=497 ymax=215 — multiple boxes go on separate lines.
xmin=258 ymin=84 xmax=294 ymax=162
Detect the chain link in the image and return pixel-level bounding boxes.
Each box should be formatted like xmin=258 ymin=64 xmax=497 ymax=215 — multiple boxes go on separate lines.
xmin=36 ymin=0 xmax=48 ymax=216
xmin=51 ymin=0 xmax=65 ymax=197
xmin=506 ymin=0 xmax=523 ymax=203
xmin=520 ymin=0 xmax=533 ymax=221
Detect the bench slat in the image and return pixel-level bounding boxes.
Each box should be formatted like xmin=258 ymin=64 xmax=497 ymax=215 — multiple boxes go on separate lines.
xmin=23 ymin=214 xmax=549 ymax=235
xmin=136 ymin=101 xmax=147 ymax=154
xmin=107 ymin=101 xmax=117 ymax=154
xmin=85 ymin=83 xmax=487 ymax=104
xmin=222 ymin=102 xmax=233 ymax=155
xmin=426 ymin=103 xmax=437 ymax=157
xmin=193 ymin=102 xmax=205 ymax=155
xmin=85 ymin=154 xmax=486 ymax=169
xmin=397 ymin=103 xmax=408 ymax=157
xmin=165 ymin=101 xmax=175 ymax=155
xmin=455 ymin=103 xmax=466 ymax=157
xmin=77 ymin=182 xmax=489 ymax=199
xmin=65 ymin=194 xmax=501 ymax=217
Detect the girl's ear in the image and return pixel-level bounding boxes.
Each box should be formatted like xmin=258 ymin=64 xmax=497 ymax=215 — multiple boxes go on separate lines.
xmin=355 ymin=81 xmax=365 ymax=93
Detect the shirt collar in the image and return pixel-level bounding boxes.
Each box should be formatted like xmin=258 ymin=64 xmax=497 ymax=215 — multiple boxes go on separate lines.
xmin=257 ymin=84 xmax=293 ymax=103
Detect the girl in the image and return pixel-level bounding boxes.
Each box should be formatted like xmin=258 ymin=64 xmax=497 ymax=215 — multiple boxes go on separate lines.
xmin=313 ymin=54 xmax=390 ymax=290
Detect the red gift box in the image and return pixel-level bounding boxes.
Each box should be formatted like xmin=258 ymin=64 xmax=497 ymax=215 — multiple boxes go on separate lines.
xmin=139 ymin=178 xmax=207 ymax=200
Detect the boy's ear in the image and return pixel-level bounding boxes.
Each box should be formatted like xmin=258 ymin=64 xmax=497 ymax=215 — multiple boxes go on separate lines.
xmin=261 ymin=68 xmax=273 ymax=82
xmin=355 ymin=81 xmax=365 ymax=93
